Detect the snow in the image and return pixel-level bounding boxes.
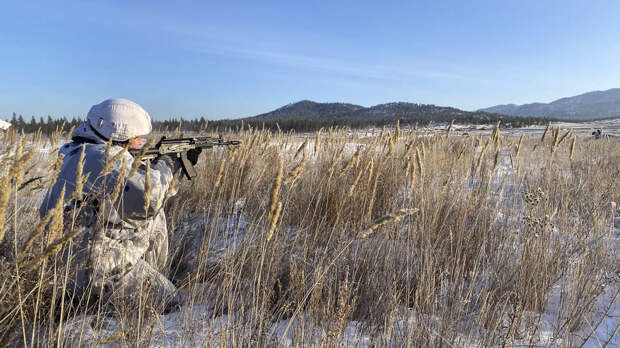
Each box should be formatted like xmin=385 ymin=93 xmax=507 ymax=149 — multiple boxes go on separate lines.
xmin=510 ymin=280 xmax=620 ymax=347
xmin=0 ymin=119 xmax=10 ymax=130
xmin=54 ymin=305 xmax=373 ymax=347
xmin=15 ymin=128 xmax=620 ymax=346
xmin=52 ymin=209 xmax=617 ymax=347
xmin=140 ymin=282 xmax=617 ymax=347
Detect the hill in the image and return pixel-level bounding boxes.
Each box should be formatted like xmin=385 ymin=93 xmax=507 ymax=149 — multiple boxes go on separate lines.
xmin=479 ymin=88 xmax=620 ymax=120
xmin=249 ymin=100 xmax=511 ymax=124
xmin=253 ymin=100 xmax=364 ymax=120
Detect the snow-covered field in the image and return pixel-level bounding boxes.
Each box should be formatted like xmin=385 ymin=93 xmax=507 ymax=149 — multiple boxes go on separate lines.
xmin=1 ymin=125 xmax=618 ymax=347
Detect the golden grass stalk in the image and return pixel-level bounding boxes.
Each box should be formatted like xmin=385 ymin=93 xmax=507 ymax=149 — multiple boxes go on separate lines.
xmin=11 ymin=136 xmax=25 ymax=187
xmin=492 ymin=121 xmax=501 ymax=150
xmin=293 ymin=138 xmax=308 ymax=161
xmin=515 ymin=134 xmax=524 ymax=159
xmin=11 ymin=150 xmax=34 ymax=192
xmin=314 ymin=128 xmax=322 ymax=156
xmin=228 ymin=147 xmax=239 ymax=164
xmin=541 ymin=122 xmax=551 ymax=143
xmin=15 ymin=134 xmax=24 ymax=162
xmin=415 ymin=148 xmax=424 ymax=177
xmin=348 ymin=165 xmax=364 ymax=197
xmin=69 ymin=145 xmax=86 ymax=201
xmin=551 ymin=127 xmax=560 ymax=155
xmin=285 ymin=156 xmax=306 ymax=186
xmin=49 ymin=121 xmax=66 ymax=148
xmin=269 ymin=161 xmax=283 ymax=218
xmin=557 ymin=130 xmax=571 ymax=146
xmin=395 ymin=119 xmax=401 ymax=141
xmin=266 ymin=201 xmax=282 ymax=242
xmin=129 ymin=137 xmax=155 ymax=178
xmin=366 ymin=169 xmax=380 ymax=221
xmin=488 ymin=149 xmax=501 ymax=185
xmin=402 ymin=141 xmax=415 ymax=160
xmin=359 ymin=208 xmax=418 ymax=238
xmin=65 ymin=124 xmax=76 ymax=141
xmin=569 ymin=136 xmax=576 ymax=160
xmin=9 ymin=128 xmax=17 ymax=144
xmin=476 ymin=136 xmax=483 ymax=147
xmin=261 ymin=137 xmax=271 ymax=156
xmin=143 ymin=160 xmax=151 ymax=214
xmin=102 ymin=148 xmax=127 ymax=176
xmin=491 ymin=120 xmax=498 ymax=138
xmin=474 ymin=139 xmax=491 ymax=177
xmin=164 ymin=172 xmax=180 ymax=200
xmin=174 ymin=120 xmax=182 ymax=138
xmin=214 ymin=158 xmax=227 ymax=187
xmin=110 ymin=158 xmax=128 ymax=204
xmin=365 ymin=159 xmax=375 ymax=187
xmin=446 ymin=119 xmax=454 ymax=137
xmin=48 ymin=153 xmax=65 ymax=191
xmin=386 ymin=137 xmax=395 ymax=158
xmin=492 ymin=148 xmax=500 ymax=171
xmin=200 ymin=119 xmax=208 ymax=133
xmin=409 ymin=156 xmax=417 ymax=188
xmin=248 ymin=133 xmax=259 ymax=151
xmin=328 ymin=146 xmax=346 ymax=177
xmin=0 ymin=174 xmax=12 ymax=243
xmin=104 ymin=138 xmax=113 ymax=167
xmin=23 ymin=222 xmax=84 ymax=273
xmin=340 ymin=148 xmax=360 ymax=176
xmin=0 ymin=146 xmax=35 ymax=241
xmin=21 ymin=214 xmax=53 ymax=254
xmin=100 ymin=329 xmax=132 ymax=345
xmin=47 ymin=185 xmax=66 ymax=245
xmin=441 ymin=173 xmax=452 ymax=195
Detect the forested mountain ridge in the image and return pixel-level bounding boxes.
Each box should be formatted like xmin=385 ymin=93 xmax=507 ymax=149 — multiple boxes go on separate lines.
xmin=249 ymin=100 xmax=501 ymax=123
xmin=479 ymin=88 xmax=620 ymax=119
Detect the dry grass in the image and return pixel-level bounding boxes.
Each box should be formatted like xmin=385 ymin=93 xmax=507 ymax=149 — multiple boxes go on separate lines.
xmin=0 ymin=124 xmax=618 ymax=347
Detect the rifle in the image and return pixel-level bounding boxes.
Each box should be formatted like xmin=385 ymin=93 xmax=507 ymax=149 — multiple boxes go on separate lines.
xmin=130 ymin=136 xmax=240 ymax=180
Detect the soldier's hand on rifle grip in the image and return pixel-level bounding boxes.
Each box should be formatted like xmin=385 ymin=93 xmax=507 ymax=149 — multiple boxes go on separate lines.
xmin=156 ymin=154 xmax=182 ymax=173
xmin=187 ymin=148 xmax=202 ymax=166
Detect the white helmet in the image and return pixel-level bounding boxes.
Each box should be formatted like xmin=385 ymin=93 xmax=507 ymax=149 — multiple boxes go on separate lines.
xmin=87 ymin=98 xmax=152 ymax=142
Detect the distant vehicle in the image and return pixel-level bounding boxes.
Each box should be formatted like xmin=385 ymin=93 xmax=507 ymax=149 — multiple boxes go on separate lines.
xmin=0 ymin=119 xmax=11 ymax=131
xmin=592 ymin=129 xmax=602 ymax=139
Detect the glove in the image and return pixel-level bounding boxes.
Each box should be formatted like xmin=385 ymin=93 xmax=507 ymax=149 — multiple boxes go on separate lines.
xmin=156 ymin=154 xmax=182 ymax=173
xmin=187 ymin=147 xmax=202 ymax=166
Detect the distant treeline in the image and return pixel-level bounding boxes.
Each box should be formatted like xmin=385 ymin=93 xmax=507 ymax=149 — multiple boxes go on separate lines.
xmin=5 ymin=113 xmax=83 ymax=134
xmin=5 ymin=112 xmax=557 ymax=135
xmin=153 ymin=115 xmax=556 ymax=133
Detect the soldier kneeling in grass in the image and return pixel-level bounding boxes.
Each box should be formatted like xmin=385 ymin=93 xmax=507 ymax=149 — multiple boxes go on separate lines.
xmin=39 ymin=98 xmax=202 ymax=314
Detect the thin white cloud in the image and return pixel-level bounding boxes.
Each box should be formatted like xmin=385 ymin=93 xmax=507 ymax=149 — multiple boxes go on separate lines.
xmin=189 ymin=41 xmax=483 ymax=84
xmin=75 ymin=1 xmax=494 ymax=86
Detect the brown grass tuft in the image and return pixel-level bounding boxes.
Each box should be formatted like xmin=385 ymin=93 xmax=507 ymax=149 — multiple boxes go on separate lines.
xmin=269 ymin=160 xmax=283 ymax=218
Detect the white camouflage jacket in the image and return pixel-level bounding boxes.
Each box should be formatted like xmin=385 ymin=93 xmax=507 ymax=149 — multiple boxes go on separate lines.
xmin=39 ymin=122 xmax=180 ymax=310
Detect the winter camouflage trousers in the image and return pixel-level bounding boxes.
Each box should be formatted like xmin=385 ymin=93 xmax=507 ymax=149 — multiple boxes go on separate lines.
xmin=64 ymin=209 xmax=180 ymax=313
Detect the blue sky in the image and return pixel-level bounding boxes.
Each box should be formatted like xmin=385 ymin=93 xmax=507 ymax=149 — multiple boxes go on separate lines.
xmin=1 ymin=1 xmax=619 ymax=120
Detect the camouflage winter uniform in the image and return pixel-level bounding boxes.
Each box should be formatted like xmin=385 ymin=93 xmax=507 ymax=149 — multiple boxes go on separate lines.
xmin=40 ymin=123 xmax=180 ymax=311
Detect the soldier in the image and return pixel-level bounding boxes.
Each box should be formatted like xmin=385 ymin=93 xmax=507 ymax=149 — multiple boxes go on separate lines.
xmin=40 ymin=98 xmax=201 ymax=313
xmin=0 ymin=118 xmax=10 ymax=130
